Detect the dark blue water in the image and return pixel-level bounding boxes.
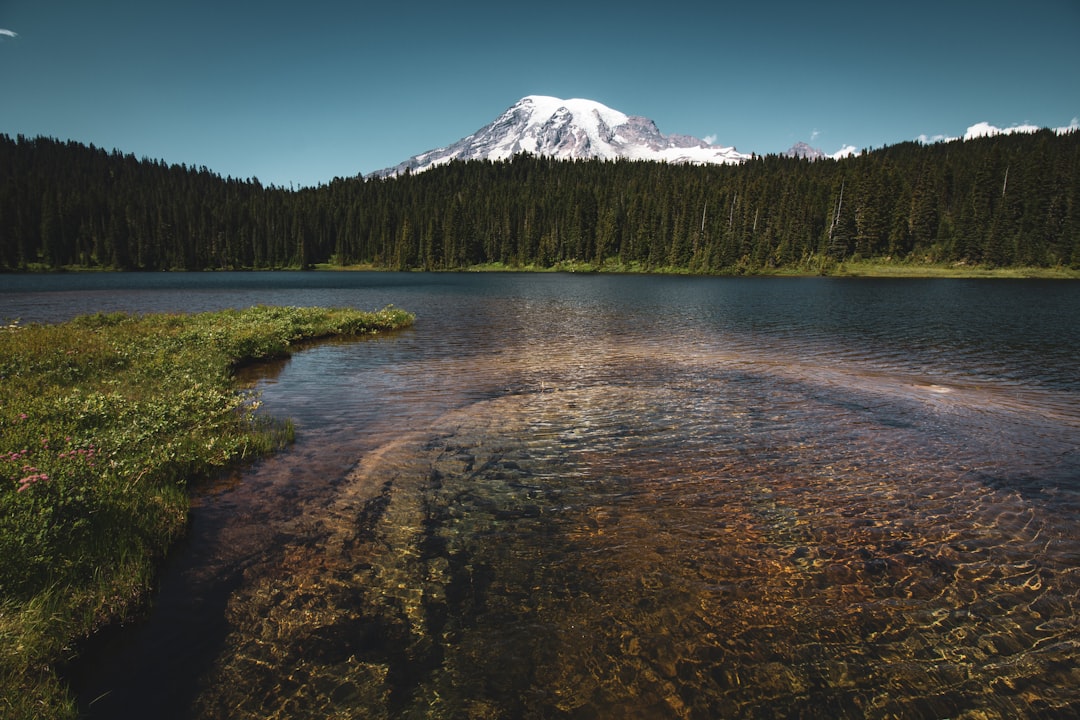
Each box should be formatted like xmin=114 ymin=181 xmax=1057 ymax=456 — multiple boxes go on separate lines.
xmin=3 ymin=272 xmax=1077 ymax=394
xmin=3 ymin=272 xmax=1078 ymax=718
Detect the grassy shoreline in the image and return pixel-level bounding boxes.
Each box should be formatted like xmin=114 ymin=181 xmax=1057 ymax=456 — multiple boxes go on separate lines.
xmin=814 ymin=259 xmax=1080 ymax=279
xmin=3 ymin=259 xmax=1076 ymax=279
xmin=312 ymin=260 xmax=1080 ymax=279
xmin=0 ymin=305 xmax=413 ymax=719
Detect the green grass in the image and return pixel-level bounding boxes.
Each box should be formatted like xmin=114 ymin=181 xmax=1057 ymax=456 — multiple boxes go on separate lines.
xmin=822 ymin=258 xmax=1080 ymax=278
xmin=315 ymin=258 xmax=1080 ymax=278
xmin=0 ymin=305 xmax=413 ymax=720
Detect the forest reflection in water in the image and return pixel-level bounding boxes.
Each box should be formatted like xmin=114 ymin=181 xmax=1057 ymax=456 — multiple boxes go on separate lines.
xmin=192 ymin=339 xmax=1078 ymax=719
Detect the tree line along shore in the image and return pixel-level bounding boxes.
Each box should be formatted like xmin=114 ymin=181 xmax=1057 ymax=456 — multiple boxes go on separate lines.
xmin=2 ymin=129 xmax=1078 ymax=276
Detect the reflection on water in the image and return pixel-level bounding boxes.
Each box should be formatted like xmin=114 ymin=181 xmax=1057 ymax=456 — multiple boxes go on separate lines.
xmin=19 ymin=273 xmax=1075 ymax=719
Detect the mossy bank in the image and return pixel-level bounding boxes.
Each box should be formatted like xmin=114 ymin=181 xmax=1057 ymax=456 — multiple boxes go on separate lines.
xmin=0 ymin=305 xmax=413 ymax=719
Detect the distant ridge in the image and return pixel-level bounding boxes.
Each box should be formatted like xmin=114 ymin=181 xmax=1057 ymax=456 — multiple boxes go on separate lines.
xmin=784 ymin=141 xmax=827 ymax=160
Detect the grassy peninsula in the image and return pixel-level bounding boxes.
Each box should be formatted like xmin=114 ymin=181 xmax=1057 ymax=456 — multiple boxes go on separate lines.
xmin=0 ymin=305 xmax=413 ymax=719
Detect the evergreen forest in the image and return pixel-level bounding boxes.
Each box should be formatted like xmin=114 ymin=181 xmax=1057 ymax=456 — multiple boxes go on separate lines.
xmin=2 ymin=129 xmax=1078 ymax=273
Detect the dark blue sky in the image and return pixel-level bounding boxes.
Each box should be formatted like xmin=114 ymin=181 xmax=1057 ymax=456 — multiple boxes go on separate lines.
xmin=2 ymin=0 xmax=1077 ymax=187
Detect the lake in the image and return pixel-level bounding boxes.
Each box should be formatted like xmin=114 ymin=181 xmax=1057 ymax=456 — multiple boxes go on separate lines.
xmin=2 ymin=272 xmax=1079 ymax=718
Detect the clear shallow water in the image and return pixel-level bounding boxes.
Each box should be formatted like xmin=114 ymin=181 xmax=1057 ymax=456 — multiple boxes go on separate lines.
xmin=3 ymin=272 xmax=1079 ymax=718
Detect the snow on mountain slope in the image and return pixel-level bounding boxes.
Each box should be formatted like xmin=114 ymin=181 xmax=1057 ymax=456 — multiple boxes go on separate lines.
xmin=369 ymin=96 xmax=750 ymax=178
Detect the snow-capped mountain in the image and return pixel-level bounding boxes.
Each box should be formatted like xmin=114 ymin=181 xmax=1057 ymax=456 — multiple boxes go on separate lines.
xmin=369 ymin=96 xmax=750 ymax=178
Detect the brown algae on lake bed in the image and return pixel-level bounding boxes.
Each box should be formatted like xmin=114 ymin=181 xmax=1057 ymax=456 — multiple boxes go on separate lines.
xmin=189 ymin=377 xmax=1079 ymax=719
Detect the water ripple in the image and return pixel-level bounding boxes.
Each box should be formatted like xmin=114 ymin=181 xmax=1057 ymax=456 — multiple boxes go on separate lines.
xmin=46 ymin=274 xmax=1078 ymax=719
xmin=193 ymin=348 xmax=1079 ymax=719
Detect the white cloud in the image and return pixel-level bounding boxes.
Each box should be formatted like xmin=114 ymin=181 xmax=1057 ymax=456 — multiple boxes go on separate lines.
xmin=1058 ymin=118 xmax=1080 ymax=134
xmin=964 ymin=121 xmax=1000 ymax=139
xmin=0 ymin=29 xmax=17 ymax=38
xmin=916 ymin=118 xmax=1078 ymax=146
xmin=965 ymin=121 xmax=1043 ymax=140
xmin=810 ymin=129 xmax=821 ymax=142
xmin=918 ymin=133 xmax=956 ymax=144
xmin=703 ymin=134 xmax=717 ymax=145
xmin=830 ymin=145 xmax=857 ymax=159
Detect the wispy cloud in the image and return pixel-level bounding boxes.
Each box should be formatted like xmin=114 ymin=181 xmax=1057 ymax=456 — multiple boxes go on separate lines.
xmin=830 ymin=145 xmax=857 ymax=160
xmin=703 ymin=134 xmax=718 ymax=145
xmin=810 ymin=129 xmax=821 ymax=142
xmin=0 ymin=29 xmax=17 ymax=38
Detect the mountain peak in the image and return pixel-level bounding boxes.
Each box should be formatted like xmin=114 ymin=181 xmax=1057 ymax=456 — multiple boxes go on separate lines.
xmin=514 ymin=95 xmax=631 ymax=129
xmin=784 ymin=141 xmax=827 ymax=160
xmin=369 ymin=96 xmax=749 ymax=178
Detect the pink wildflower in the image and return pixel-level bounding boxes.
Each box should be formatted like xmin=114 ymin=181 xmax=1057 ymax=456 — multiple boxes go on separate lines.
xmin=17 ymin=472 xmax=48 ymax=492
